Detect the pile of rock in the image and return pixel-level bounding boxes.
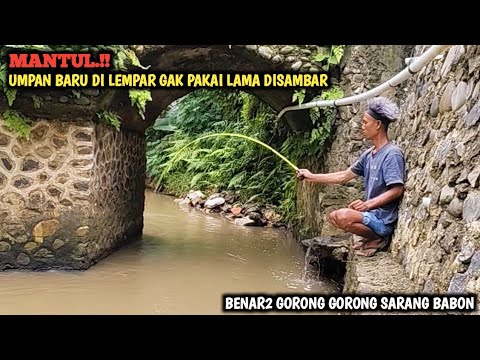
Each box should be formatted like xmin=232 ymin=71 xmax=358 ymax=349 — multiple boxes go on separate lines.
xmin=173 ymin=190 xmax=286 ymax=228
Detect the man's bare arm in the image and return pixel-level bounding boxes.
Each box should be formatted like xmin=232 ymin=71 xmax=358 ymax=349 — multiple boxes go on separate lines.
xmin=350 ymin=184 xmax=405 ymax=211
xmin=296 ymin=168 xmax=358 ymax=185
xmin=366 ymin=185 xmax=404 ymax=209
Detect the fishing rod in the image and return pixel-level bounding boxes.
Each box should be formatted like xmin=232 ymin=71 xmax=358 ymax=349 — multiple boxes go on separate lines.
xmin=172 ymin=132 xmax=300 ymax=172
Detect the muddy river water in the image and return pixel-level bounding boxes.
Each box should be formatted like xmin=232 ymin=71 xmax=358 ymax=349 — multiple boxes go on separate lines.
xmin=0 ymin=191 xmax=338 ymax=314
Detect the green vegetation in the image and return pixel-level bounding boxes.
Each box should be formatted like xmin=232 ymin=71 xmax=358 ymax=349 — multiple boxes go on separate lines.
xmin=312 ymin=45 xmax=345 ymax=71
xmin=0 ymin=62 xmax=16 ymax=106
xmin=129 ymin=89 xmax=152 ymax=120
xmin=97 ymin=111 xmax=121 ymax=131
xmin=32 ymin=95 xmax=43 ymax=109
xmin=2 ymin=109 xmax=32 ymax=140
xmin=147 ymin=84 xmax=343 ymax=226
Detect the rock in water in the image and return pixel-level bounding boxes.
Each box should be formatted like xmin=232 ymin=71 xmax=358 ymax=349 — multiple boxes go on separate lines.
xmin=204 ymin=197 xmax=225 ymax=209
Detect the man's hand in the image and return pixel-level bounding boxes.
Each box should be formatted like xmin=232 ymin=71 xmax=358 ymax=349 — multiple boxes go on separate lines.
xmin=296 ymin=169 xmax=314 ymax=181
xmin=348 ymin=199 xmax=370 ymax=212
xmin=295 ymin=169 xmax=357 ymax=185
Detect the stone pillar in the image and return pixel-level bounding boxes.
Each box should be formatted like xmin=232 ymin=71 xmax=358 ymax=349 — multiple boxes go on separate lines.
xmin=0 ymin=119 xmax=145 ymax=270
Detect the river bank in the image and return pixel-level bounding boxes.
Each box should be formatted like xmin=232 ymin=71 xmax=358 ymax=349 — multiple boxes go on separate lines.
xmin=163 ymin=188 xmax=289 ymax=229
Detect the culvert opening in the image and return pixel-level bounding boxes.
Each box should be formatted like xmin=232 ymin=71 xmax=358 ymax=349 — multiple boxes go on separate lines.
xmin=301 ymin=234 xmax=351 ymax=291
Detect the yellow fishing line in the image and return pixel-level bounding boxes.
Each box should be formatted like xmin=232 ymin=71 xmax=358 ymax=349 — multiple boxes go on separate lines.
xmin=173 ymin=132 xmax=299 ymax=171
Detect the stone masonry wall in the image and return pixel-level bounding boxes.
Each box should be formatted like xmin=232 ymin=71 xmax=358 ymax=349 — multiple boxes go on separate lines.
xmin=243 ymin=45 xmax=330 ymax=73
xmin=391 ymin=45 xmax=480 ymax=293
xmin=0 ymin=119 xmax=96 ymax=269
xmin=0 ymin=118 xmax=145 ymax=270
xmin=88 ymin=124 xmax=145 ymax=263
xmin=295 ymin=45 xmax=407 ymax=238
xmin=296 ymin=44 xmax=480 ymax=295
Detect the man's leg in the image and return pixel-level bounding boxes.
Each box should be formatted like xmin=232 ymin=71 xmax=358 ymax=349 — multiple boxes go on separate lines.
xmin=328 ymin=208 xmax=387 ymax=256
xmin=328 ymin=208 xmax=380 ymax=241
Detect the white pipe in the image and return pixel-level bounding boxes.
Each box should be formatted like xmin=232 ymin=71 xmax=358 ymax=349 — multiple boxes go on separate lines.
xmin=405 ymin=55 xmax=443 ymax=66
xmin=276 ymin=45 xmax=451 ymax=120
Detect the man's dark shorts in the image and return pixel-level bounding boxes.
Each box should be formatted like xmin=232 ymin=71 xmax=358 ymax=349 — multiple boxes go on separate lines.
xmin=362 ymin=211 xmax=394 ymax=238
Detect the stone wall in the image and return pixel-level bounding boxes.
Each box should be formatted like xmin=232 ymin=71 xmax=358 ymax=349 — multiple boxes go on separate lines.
xmin=295 ymin=45 xmax=407 ymax=238
xmin=0 ymin=118 xmax=145 ymax=270
xmin=243 ymin=45 xmax=329 ymax=73
xmin=88 ymin=124 xmax=145 ymax=263
xmin=391 ymin=45 xmax=480 ymax=293
xmin=296 ymin=44 xmax=480 ymax=295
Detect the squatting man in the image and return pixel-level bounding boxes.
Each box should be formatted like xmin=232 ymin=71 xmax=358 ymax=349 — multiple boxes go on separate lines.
xmin=296 ymin=97 xmax=406 ymax=257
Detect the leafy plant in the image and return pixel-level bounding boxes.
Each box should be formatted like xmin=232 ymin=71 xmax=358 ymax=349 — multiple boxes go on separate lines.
xmin=0 ymin=62 xmax=17 ymax=106
xmin=97 ymin=110 xmax=121 ymax=131
xmin=3 ymin=110 xmax=32 ymax=139
xmin=313 ymin=45 xmax=346 ymax=71
xmin=5 ymin=88 xmax=16 ymax=106
xmin=32 ymin=95 xmax=43 ymax=109
xmin=129 ymin=89 xmax=152 ymax=120
xmin=331 ymin=45 xmax=345 ymax=64
xmin=292 ymin=89 xmax=306 ymax=105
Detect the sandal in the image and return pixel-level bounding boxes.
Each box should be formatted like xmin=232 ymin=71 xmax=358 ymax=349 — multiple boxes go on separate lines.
xmin=355 ymin=238 xmax=389 ymax=257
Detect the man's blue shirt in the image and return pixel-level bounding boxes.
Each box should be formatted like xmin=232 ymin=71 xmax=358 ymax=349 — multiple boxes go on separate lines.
xmin=350 ymin=142 xmax=406 ymax=225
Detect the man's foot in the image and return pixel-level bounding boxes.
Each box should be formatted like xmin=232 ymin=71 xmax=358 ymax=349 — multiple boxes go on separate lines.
xmin=355 ymin=238 xmax=388 ymax=257
xmin=352 ymin=237 xmax=368 ymax=250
